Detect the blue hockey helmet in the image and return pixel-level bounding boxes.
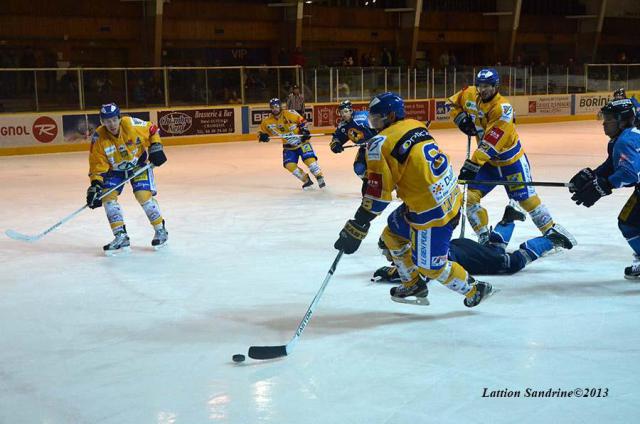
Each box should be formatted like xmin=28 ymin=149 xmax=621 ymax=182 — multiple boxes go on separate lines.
xmin=600 ymin=98 xmax=635 ymax=121
xmin=476 ymin=68 xmax=500 ymax=86
xmin=269 ymin=98 xmax=281 ymax=108
xmin=99 ymin=103 xmax=120 ymax=120
xmin=368 ymin=92 xmax=405 ymax=130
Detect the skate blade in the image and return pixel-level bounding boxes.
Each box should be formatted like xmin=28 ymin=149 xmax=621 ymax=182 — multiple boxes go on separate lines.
xmin=480 ymin=287 xmax=500 ymax=304
xmin=153 ymin=241 xmax=168 ymax=251
xmin=104 ymin=246 xmax=131 ymax=257
xmin=624 ymin=275 xmax=640 ymax=281
xmin=391 ymin=295 xmax=430 ymax=306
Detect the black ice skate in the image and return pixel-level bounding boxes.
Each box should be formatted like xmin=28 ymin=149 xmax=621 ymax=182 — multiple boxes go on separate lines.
xmin=372 ymin=266 xmax=400 ymax=283
xmin=499 ymin=200 xmax=526 ymax=225
xmin=545 ymin=224 xmax=577 ymax=250
xmin=463 ymin=278 xmax=496 ymax=308
xmin=390 ymin=275 xmax=429 ymax=306
xmin=317 ymin=176 xmax=326 ymax=188
xmin=302 ymin=177 xmax=314 ymax=190
xmin=624 ymin=254 xmax=640 ymax=281
xmin=152 ymin=221 xmax=168 ymax=250
xmin=103 ymin=229 xmax=130 ymax=256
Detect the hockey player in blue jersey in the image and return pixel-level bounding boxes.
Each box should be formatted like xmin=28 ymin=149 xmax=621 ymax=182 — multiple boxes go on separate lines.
xmin=373 ymin=203 xmax=576 ymax=282
xmin=329 ymin=100 xmax=377 ymax=179
xmin=570 ymin=99 xmax=640 ymax=279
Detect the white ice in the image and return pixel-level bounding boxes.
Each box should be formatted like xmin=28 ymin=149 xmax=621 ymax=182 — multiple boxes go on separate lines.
xmin=1 ymin=121 xmax=639 ymax=424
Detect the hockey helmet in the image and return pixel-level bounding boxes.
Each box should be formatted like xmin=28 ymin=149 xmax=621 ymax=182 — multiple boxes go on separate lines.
xmin=476 ymin=68 xmax=500 ymax=86
xmin=269 ymin=98 xmax=281 ymax=108
xmin=99 ymin=103 xmax=120 ymax=120
xmin=368 ymin=92 xmax=405 ymax=130
xmin=613 ymin=88 xmax=627 ymax=100
xmin=338 ymin=100 xmax=353 ymax=112
xmin=600 ymin=99 xmax=635 ymax=121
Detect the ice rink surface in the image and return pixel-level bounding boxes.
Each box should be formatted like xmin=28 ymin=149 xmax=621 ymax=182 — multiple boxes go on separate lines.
xmin=1 ymin=120 xmax=639 ymax=424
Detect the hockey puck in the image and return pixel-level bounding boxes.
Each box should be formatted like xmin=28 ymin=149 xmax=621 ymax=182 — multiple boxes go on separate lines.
xmin=232 ymin=354 xmax=245 ymax=363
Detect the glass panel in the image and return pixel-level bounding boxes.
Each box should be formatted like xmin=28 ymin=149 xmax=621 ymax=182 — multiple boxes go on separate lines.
xmin=126 ymin=69 xmax=165 ymax=108
xmin=82 ymin=70 xmax=126 ymax=110
xmin=362 ymin=67 xmax=386 ymax=100
xmin=206 ymin=68 xmax=242 ymax=106
xmin=548 ymin=65 xmax=568 ymax=94
xmin=336 ymin=67 xmax=363 ymax=101
xmin=314 ymin=68 xmax=332 ymax=103
xmin=628 ymin=66 xmax=640 ymax=91
xmin=610 ymin=65 xmax=629 ymax=92
xmin=167 ymin=69 xmax=207 ymax=106
xmin=586 ymin=65 xmax=608 ymax=93
xmin=244 ymin=67 xmax=278 ymax=104
xmin=0 ymin=70 xmax=36 ymax=112
xmin=34 ymin=69 xmax=80 ymax=111
xmin=278 ymin=67 xmax=299 ymax=100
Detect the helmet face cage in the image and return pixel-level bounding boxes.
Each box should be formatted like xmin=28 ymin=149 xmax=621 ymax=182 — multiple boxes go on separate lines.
xmin=338 ymin=100 xmax=353 ymax=120
xmin=613 ymin=88 xmax=627 ymax=100
xmin=269 ymin=98 xmax=281 ymax=114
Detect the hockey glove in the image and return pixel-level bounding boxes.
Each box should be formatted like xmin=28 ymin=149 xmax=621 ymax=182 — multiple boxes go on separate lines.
xmin=330 ymin=137 xmax=344 ymax=153
xmin=149 ymin=143 xmax=167 ymax=167
xmin=568 ymin=167 xmax=595 ymax=193
xmin=335 ymin=219 xmax=370 ymax=254
xmin=453 ymin=112 xmax=477 ymax=136
xmin=300 ymin=127 xmax=311 ymax=142
xmin=258 ymin=133 xmax=269 ymax=143
xmin=458 ymin=159 xmax=481 ymax=181
xmin=86 ymin=180 xmax=103 ymax=209
xmin=571 ymin=176 xmax=612 ymax=207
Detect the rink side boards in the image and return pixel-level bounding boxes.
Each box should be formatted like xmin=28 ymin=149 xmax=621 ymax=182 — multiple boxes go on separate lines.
xmin=1 ymin=91 xmax=637 ymax=156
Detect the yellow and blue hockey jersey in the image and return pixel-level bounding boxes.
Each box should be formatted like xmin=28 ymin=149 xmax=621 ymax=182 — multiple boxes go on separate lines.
xmin=362 ymin=119 xmax=461 ymax=229
xmin=448 ymin=86 xmax=524 ymax=167
xmin=89 ymin=116 xmax=161 ymax=183
xmin=258 ymin=110 xmax=307 ymax=150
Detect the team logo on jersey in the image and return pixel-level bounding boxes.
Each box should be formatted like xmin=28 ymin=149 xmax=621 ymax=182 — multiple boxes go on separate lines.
xmin=483 ymin=127 xmax=504 ymax=146
xmin=348 ymin=128 xmax=365 ymax=142
xmin=500 ymin=104 xmax=514 ymax=122
xmin=367 ymin=135 xmax=385 ymax=160
xmin=365 ymin=173 xmax=383 ymax=198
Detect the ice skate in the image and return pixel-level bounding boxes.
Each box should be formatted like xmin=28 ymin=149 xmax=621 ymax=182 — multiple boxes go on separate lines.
xmin=317 ymin=176 xmax=326 ymax=188
xmin=390 ymin=275 xmax=429 ymax=305
xmin=302 ymin=177 xmax=314 ymax=190
xmin=500 ymin=200 xmax=526 ymax=224
xmin=624 ymin=254 xmax=640 ymax=281
xmin=103 ymin=229 xmax=130 ymax=256
xmin=152 ymin=221 xmax=168 ymax=250
xmin=463 ymin=278 xmax=496 ymax=308
xmin=545 ymin=223 xmax=577 ymax=250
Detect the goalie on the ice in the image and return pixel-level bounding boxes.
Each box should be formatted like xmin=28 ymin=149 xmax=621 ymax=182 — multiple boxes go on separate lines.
xmin=334 ymin=92 xmax=495 ymax=308
xmin=373 ymin=203 xmax=576 ymax=283
xmin=87 ymin=103 xmax=168 ymax=254
xmin=570 ymin=98 xmax=640 ymax=280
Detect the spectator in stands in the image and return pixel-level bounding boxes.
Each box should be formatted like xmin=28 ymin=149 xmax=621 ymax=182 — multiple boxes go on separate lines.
xmin=381 ymin=47 xmax=392 ymax=67
xmin=287 ymin=84 xmax=305 ymax=116
xmin=439 ymin=50 xmax=450 ymax=68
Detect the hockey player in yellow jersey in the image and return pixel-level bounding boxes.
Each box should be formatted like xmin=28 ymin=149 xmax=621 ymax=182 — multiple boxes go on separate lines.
xmin=448 ymin=68 xmax=573 ymax=244
xmin=258 ymin=98 xmax=325 ymax=189
xmin=334 ymin=92 xmax=495 ymax=308
xmin=87 ymin=103 xmax=168 ymax=254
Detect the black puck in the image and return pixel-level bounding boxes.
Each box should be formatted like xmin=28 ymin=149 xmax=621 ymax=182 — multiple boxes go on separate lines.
xmin=232 ymin=354 xmax=246 ymax=363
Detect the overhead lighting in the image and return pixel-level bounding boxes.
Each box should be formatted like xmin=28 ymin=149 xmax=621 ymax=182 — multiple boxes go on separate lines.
xmin=365 ymin=1 xmax=369 ymax=5
xmin=305 ymin=0 xmax=312 ymax=3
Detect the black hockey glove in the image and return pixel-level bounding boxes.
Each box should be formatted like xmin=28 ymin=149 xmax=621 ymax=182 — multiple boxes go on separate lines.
xmin=373 ymin=266 xmax=401 ymax=283
xmin=86 ymin=180 xmax=103 ymax=209
xmin=148 ymin=143 xmax=167 ymax=167
xmin=571 ymin=176 xmax=612 ymax=207
xmin=568 ymin=167 xmax=595 ymax=193
xmin=300 ymin=127 xmax=311 ymax=142
xmin=258 ymin=133 xmax=269 ymax=143
xmin=453 ymin=112 xmax=477 ymax=137
xmin=458 ymin=159 xmax=481 ymax=181
xmin=334 ymin=219 xmax=370 ymax=254
xmin=330 ymin=137 xmax=344 ymax=153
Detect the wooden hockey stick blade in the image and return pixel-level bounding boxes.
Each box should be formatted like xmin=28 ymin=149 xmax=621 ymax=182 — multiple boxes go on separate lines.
xmin=248 ymin=345 xmax=288 ymax=360
xmin=459 ymin=179 xmax=572 ymax=188
xmin=5 ymin=229 xmax=40 ymax=242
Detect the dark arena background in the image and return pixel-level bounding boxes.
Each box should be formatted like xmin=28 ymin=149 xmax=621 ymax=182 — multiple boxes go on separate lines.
xmin=1 ymin=1 xmax=639 ymax=423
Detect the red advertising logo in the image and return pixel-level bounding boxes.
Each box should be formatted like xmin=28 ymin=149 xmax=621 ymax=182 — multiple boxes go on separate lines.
xmin=32 ymin=116 xmax=58 ymax=143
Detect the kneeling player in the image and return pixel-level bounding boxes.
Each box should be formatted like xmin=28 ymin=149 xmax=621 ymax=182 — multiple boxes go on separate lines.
xmin=87 ymin=103 xmax=168 ymax=254
xmin=334 ymin=92 xmax=495 ymax=308
xmin=373 ymin=203 xmax=576 ymax=282
xmin=570 ymin=99 xmax=640 ymax=279
xmin=329 ymin=100 xmax=376 ymax=179
xmin=258 ymin=98 xmax=325 ymax=189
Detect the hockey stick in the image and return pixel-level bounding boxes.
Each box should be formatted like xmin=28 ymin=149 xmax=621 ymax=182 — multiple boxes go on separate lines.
xmin=269 ymin=133 xmax=326 ymax=141
xmin=459 ymin=135 xmax=472 ymax=238
xmin=459 ymin=179 xmax=572 ymax=188
xmin=248 ymin=249 xmax=344 ymax=360
xmin=5 ymin=164 xmax=153 ymax=243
